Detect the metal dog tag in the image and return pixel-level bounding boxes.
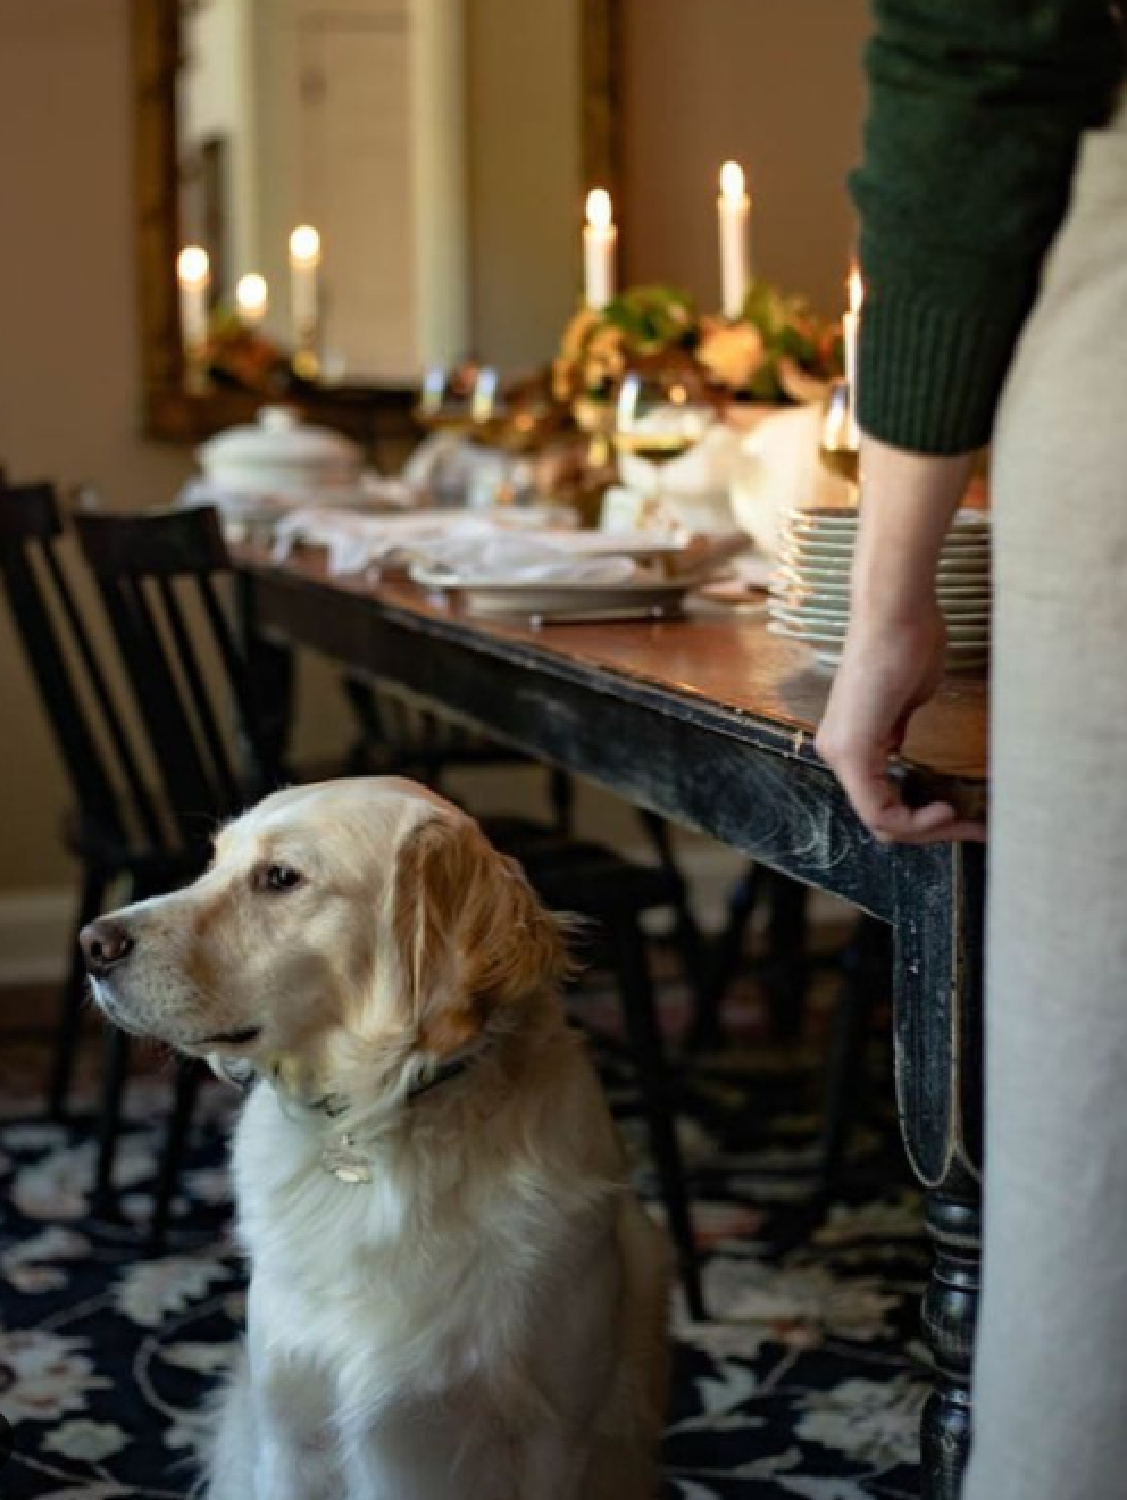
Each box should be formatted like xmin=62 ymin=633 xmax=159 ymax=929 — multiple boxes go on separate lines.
xmin=322 ymin=1134 xmax=372 ymax=1185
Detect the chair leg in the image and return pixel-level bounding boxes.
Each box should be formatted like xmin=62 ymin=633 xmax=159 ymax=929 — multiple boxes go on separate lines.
xmin=763 ymin=872 xmax=810 ymax=1044
xmin=148 ymin=1060 xmax=203 ymax=1254
xmin=548 ymin=768 xmax=575 ymax=837
xmin=48 ymin=866 xmax=108 ymax=1121
xmin=92 ymin=1026 xmax=130 ymax=1221
xmin=610 ymin=915 xmax=706 ymax=1321
xmin=690 ymin=862 xmax=761 ymax=1052
xmin=634 ymin=810 xmax=711 ymax=1049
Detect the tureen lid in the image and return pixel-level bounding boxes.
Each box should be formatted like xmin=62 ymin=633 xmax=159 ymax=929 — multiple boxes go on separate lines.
xmin=197 ymin=406 xmax=362 ymax=474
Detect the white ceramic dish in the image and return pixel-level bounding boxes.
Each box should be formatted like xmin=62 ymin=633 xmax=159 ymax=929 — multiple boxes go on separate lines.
xmin=197 ymin=406 xmax=364 ymax=497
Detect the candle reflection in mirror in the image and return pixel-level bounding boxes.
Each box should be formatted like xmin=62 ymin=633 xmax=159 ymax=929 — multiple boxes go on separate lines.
xmin=236 ymin=273 xmax=269 ymax=329
xmin=289 ymin=225 xmax=322 ymax=378
xmin=177 ymin=245 xmax=210 ymax=393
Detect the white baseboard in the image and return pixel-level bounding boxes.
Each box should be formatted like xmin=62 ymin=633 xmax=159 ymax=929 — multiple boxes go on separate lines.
xmin=0 ymin=888 xmax=77 ymax=987
xmin=0 ymin=853 xmax=851 ymax=989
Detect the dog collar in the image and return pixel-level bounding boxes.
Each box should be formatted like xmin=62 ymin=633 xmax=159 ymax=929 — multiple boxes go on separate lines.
xmin=211 ymin=1050 xmax=478 ymax=1184
xmin=319 ymin=1055 xmax=477 ymax=1185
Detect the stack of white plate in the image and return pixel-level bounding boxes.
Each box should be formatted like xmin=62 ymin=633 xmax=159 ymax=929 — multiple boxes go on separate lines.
xmin=768 ymin=506 xmax=992 ymax=672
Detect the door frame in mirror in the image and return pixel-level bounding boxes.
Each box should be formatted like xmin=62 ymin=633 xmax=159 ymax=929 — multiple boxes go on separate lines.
xmin=131 ymin=0 xmax=624 ymax=447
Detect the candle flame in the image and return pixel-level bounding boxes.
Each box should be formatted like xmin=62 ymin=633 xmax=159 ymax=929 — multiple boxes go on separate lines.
xmin=585 ymin=188 xmax=613 ymax=232
xmin=236 ymin=273 xmax=269 ymax=317
xmin=290 ymin=225 xmax=322 ymax=265
xmin=720 ymin=161 xmax=747 ymax=202
xmin=848 ymin=263 xmax=864 ymax=314
xmin=177 ymin=246 xmax=210 ymax=287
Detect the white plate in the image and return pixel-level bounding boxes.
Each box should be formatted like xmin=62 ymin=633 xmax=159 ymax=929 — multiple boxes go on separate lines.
xmin=781 ymin=534 xmax=990 ymax=564
xmin=770 ymin=582 xmax=990 ymax=617
xmin=771 ymin=564 xmax=990 ymax=600
xmin=786 ymin=505 xmax=990 ymax=534
xmin=778 ymin=551 xmax=991 ymax=583
xmin=770 ymin=601 xmax=991 ymax=638
xmin=768 ymin=620 xmax=989 ymax=672
xmin=410 ymin=566 xmax=695 ymax=620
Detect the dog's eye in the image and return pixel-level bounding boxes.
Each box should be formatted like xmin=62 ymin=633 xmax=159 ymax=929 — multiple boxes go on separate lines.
xmin=253 ymin=863 xmax=304 ymax=894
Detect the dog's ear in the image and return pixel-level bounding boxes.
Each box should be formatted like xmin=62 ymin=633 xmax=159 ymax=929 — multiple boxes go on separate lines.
xmin=393 ymin=813 xmax=566 ymax=1057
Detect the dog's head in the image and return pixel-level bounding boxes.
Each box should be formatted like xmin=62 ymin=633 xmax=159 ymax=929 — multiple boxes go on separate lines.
xmin=81 ymin=778 xmax=566 ymax=1104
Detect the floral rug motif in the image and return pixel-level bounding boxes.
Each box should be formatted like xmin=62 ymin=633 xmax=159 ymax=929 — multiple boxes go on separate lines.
xmin=0 ymin=968 xmax=931 ymax=1499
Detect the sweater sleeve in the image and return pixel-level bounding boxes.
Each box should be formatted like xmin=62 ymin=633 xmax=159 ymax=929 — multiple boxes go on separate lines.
xmin=853 ymin=0 xmax=1125 ymax=455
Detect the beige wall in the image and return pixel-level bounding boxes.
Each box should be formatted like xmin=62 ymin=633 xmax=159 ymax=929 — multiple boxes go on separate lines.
xmin=622 ymin=0 xmax=869 ymax=317
xmin=465 ymin=0 xmax=583 ymax=371
xmin=0 ymin=0 xmax=193 ymax=891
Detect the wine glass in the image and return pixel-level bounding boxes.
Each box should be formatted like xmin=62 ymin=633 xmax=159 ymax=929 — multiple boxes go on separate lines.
xmin=819 ymin=378 xmax=861 ymax=488
xmin=613 ymin=370 xmax=715 ymax=532
xmin=414 ymin=366 xmax=476 ymax=437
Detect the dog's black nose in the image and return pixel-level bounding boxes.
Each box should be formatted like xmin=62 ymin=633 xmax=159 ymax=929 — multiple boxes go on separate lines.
xmin=80 ymin=919 xmax=135 ymax=976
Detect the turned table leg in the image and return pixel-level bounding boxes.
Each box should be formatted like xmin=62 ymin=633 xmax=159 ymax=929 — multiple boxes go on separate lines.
xmin=892 ymin=841 xmax=986 ymax=1500
xmin=920 ymin=1188 xmax=980 ymax=1497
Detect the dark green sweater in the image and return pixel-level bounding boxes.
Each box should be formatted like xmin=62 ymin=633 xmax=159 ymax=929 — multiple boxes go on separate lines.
xmin=853 ymin=0 xmax=1126 ymax=454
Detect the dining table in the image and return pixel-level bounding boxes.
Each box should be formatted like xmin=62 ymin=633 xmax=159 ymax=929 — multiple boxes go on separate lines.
xmin=235 ymin=543 xmax=988 ymax=1500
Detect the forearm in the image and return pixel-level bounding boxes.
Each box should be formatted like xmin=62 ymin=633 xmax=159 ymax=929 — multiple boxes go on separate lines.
xmin=852 ymin=440 xmax=974 ymax=621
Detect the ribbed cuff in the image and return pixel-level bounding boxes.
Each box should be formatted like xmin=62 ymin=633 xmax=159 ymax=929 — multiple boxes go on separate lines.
xmin=857 ymin=284 xmax=1027 ymax=455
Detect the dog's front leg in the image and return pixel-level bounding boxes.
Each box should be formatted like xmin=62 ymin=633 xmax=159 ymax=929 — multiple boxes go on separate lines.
xmin=516 ymin=1429 xmax=591 ymax=1500
xmin=245 ymin=1291 xmax=341 ymax=1500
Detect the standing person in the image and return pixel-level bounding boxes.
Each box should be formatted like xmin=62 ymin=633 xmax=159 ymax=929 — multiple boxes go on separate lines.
xmin=817 ymin=1 xmax=1127 ymax=1496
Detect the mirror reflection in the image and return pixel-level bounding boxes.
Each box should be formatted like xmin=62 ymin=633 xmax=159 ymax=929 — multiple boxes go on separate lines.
xmin=176 ymin=0 xmax=585 ymax=390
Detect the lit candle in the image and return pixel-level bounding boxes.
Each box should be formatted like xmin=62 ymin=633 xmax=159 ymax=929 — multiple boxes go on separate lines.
xmin=236 ymin=272 xmax=269 ymax=328
xmin=177 ymin=245 xmax=210 ymax=359
xmin=289 ymin=225 xmax=321 ymax=346
xmin=718 ymin=161 xmax=751 ymax=320
xmin=583 ymin=189 xmax=617 ymax=312
xmin=843 ymin=262 xmax=864 ymax=442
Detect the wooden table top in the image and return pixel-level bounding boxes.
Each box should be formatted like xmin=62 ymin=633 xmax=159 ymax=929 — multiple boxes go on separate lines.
xmin=243 ymin=550 xmax=989 ymax=792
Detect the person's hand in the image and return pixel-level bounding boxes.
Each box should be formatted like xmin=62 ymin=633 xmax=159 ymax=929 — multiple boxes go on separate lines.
xmin=817 ymin=598 xmax=984 ymax=844
xmin=814 ymin=438 xmax=988 ymax=846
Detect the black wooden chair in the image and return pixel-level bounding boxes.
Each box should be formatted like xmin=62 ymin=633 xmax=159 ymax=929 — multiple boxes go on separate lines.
xmin=0 ymin=485 xmax=206 ymax=1122
xmin=71 ymin=504 xmax=284 ymax=1245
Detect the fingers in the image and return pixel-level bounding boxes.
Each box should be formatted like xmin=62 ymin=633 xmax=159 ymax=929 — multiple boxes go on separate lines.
xmin=817 ymin=728 xmax=988 ymax=846
xmin=870 ymin=802 xmax=988 ymax=846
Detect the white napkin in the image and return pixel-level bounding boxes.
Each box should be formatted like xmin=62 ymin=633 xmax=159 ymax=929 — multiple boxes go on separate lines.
xmin=272 ymin=509 xmax=501 ymax=576
xmin=416 ymin=534 xmax=639 ymax=585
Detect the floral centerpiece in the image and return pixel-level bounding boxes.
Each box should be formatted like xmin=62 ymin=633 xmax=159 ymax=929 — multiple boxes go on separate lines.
xmin=553 ymin=280 xmax=841 ymax=416
xmin=697 ymin=281 xmax=841 ymax=406
xmin=552 ymin=285 xmax=699 ymax=405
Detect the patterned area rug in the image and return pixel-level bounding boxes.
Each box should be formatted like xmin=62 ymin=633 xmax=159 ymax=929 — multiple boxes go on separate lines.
xmin=0 ymin=959 xmax=930 ymax=1499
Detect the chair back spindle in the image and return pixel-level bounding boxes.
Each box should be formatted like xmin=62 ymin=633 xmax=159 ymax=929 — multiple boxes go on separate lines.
xmin=74 ymin=506 xmax=280 ymax=848
xmin=0 ymin=483 xmax=164 ymax=850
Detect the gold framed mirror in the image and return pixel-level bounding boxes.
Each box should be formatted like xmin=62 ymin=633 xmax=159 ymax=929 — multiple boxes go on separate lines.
xmin=131 ymin=0 xmax=623 ymax=448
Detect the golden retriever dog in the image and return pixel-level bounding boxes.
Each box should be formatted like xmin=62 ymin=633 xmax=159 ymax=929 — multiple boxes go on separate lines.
xmin=81 ymin=777 xmax=669 ymax=1500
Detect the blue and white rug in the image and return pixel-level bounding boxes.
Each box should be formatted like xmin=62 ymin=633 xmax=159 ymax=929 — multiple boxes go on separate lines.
xmin=0 ymin=968 xmax=930 ymax=1498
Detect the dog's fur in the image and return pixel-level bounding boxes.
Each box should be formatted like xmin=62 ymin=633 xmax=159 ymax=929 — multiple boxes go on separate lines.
xmin=86 ymin=778 xmax=669 ymax=1499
